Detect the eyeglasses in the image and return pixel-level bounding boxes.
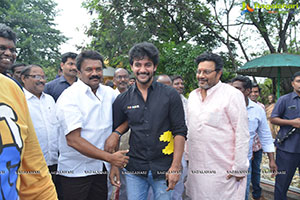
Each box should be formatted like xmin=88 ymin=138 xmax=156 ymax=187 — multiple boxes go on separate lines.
xmin=26 ymin=75 xmax=47 ymax=80
xmin=0 ymin=45 xmax=17 ymax=54
xmin=196 ymin=69 xmax=218 ymax=75
xmin=116 ymin=75 xmax=129 ymax=80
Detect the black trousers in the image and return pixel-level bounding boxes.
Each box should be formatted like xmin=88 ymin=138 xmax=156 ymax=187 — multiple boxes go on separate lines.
xmin=274 ymin=149 xmax=300 ymax=200
xmin=60 ymin=173 xmax=108 ymax=200
xmin=48 ymin=164 xmax=64 ymax=200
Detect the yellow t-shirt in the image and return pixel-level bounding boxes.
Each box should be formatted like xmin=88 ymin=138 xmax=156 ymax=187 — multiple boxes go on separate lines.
xmin=0 ymin=74 xmax=57 ymax=200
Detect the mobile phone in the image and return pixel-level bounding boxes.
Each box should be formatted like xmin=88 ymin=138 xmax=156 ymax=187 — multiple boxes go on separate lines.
xmin=166 ymin=179 xmax=169 ymax=187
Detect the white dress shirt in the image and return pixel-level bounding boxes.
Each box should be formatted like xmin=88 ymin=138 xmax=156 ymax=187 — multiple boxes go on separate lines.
xmin=247 ymin=99 xmax=275 ymax=160
xmin=24 ymin=89 xmax=59 ymax=166
xmin=56 ymin=79 xmax=117 ymax=177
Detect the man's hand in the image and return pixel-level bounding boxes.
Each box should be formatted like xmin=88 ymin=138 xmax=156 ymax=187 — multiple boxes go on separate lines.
xmin=226 ymin=174 xmax=245 ymax=182
xmin=104 ymin=132 xmax=120 ymax=153
xmin=269 ymin=158 xmax=278 ymax=178
xmin=108 ymin=150 xmax=129 ymax=168
xmin=166 ymin=165 xmax=181 ymax=191
xmin=109 ymin=165 xmax=121 ymax=187
xmin=291 ymin=118 xmax=300 ymax=128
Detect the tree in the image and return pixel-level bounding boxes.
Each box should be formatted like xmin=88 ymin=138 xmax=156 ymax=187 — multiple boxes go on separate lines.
xmin=203 ymin=0 xmax=300 ymax=94
xmin=157 ymin=42 xmax=237 ymax=94
xmin=83 ymin=0 xmax=238 ymax=93
xmin=0 ymin=0 xmax=66 ymax=69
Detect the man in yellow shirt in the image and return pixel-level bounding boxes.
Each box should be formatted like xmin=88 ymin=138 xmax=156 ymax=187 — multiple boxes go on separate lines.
xmin=0 ymin=23 xmax=56 ymax=200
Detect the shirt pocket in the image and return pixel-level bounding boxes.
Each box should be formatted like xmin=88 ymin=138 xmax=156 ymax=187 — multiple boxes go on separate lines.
xmin=286 ymin=105 xmax=299 ymax=119
xmin=205 ymin=109 xmax=222 ymax=128
xmin=126 ymin=108 xmax=143 ymax=125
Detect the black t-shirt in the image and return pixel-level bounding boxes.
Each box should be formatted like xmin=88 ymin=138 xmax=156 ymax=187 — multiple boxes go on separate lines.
xmin=113 ymin=81 xmax=187 ymax=179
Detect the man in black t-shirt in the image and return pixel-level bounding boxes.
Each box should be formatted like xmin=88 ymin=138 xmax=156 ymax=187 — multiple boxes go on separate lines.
xmin=106 ymin=42 xmax=187 ymax=200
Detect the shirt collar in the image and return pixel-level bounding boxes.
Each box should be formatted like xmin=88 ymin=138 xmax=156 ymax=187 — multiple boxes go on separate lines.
xmin=24 ymin=88 xmax=45 ymax=100
xmin=247 ymin=98 xmax=256 ymax=109
xmin=58 ymin=75 xmax=77 ymax=84
xmin=58 ymin=75 xmax=68 ymax=83
xmin=115 ymin=88 xmax=121 ymax=94
xmin=196 ymin=81 xmax=222 ymax=96
xmin=292 ymin=91 xmax=300 ymax=99
xmin=77 ymin=79 xmax=103 ymax=99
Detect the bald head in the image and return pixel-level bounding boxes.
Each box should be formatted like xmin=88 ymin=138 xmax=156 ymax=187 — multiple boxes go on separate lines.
xmin=113 ymin=68 xmax=129 ymax=93
xmin=157 ymin=74 xmax=172 ymax=86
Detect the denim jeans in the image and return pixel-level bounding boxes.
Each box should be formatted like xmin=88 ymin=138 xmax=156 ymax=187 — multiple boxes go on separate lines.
xmin=251 ymin=149 xmax=263 ymax=199
xmin=125 ymin=170 xmax=172 ymax=200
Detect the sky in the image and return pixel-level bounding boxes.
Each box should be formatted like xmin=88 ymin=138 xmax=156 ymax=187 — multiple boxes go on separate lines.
xmin=52 ymin=1 xmax=269 ymax=82
xmin=54 ymin=0 xmax=92 ymax=54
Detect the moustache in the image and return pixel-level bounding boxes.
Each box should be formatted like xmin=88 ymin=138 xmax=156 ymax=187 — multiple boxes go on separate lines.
xmin=89 ymin=75 xmax=101 ymax=80
xmin=119 ymin=81 xmax=128 ymax=85
xmin=36 ymin=82 xmax=45 ymax=86
xmin=70 ymin=69 xmax=77 ymax=72
xmin=199 ymin=78 xmax=208 ymax=81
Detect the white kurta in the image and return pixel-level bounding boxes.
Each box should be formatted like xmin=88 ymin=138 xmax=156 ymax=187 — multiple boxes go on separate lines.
xmin=186 ymin=82 xmax=250 ymax=200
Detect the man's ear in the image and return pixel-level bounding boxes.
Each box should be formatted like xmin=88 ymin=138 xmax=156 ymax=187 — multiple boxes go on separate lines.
xmin=154 ymin=65 xmax=158 ymax=72
xmin=21 ymin=75 xmax=26 ymax=83
xmin=60 ymin=62 xmax=64 ymax=69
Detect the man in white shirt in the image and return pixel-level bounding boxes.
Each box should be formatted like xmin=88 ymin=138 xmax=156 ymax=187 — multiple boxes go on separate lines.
xmin=231 ymin=76 xmax=277 ymax=200
xmin=56 ymin=50 xmax=129 ymax=200
xmin=171 ymin=75 xmax=188 ymax=200
xmin=21 ymin=64 xmax=59 ymax=191
xmin=111 ymin=68 xmax=130 ymax=200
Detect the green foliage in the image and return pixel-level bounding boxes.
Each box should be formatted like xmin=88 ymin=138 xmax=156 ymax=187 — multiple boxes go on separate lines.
xmin=82 ymin=0 xmax=227 ymax=94
xmin=156 ymin=42 xmax=204 ymax=93
xmin=156 ymin=42 xmax=237 ymax=94
xmin=0 ymin=0 xmax=66 ymax=70
xmin=43 ymin=65 xmax=58 ymax=82
xmin=259 ymin=78 xmax=274 ymax=104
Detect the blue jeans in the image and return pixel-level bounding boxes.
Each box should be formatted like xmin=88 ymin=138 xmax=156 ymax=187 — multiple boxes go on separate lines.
xmin=245 ymin=159 xmax=252 ymax=200
xmin=251 ymin=149 xmax=263 ymax=199
xmin=125 ymin=170 xmax=172 ymax=200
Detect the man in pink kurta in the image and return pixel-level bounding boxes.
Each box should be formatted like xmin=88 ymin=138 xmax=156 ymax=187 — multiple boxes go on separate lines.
xmin=185 ymin=53 xmax=250 ymax=200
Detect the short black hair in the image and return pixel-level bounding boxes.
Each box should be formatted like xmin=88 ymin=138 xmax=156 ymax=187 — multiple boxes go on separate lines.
xmin=292 ymin=71 xmax=300 ymax=81
xmin=195 ymin=52 xmax=224 ymax=71
xmin=61 ymin=52 xmax=78 ymax=63
xmin=11 ymin=63 xmax=26 ymax=73
xmin=0 ymin=23 xmax=16 ymax=44
xmin=76 ymin=50 xmax=105 ymax=71
xmin=20 ymin=64 xmax=43 ymax=76
xmin=252 ymin=83 xmax=261 ymax=93
xmin=231 ymin=75 xmax=252 ymax=90
xmin=129 ymin=42 xmax=159 ymax=66
xmin=129 ymin=74 xmax=136 ymax=80
xmin=171 ymin=75 xmax=183 ymax=83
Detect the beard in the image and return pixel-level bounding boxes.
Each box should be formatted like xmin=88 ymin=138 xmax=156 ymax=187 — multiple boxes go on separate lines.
xmin=136 ymin=72 xmax=153 ymax=85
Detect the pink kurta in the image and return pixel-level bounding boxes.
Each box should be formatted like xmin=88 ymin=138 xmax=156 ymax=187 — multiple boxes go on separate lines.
xmin=186 ymin=82 xmax=250 ymax=200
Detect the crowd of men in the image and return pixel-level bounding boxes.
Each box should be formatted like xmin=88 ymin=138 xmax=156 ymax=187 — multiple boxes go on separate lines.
xmin=1 ymin=23 xmax=299 ymax=200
